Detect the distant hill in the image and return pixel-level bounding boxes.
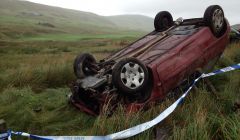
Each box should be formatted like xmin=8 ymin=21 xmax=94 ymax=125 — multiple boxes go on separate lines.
xmin=232 ymin=24 xmax=240 ymax=31
xmin=0 ymin=0 xmax=153 ymax=40
xmin=107 ymin=15 xmax=154 ymax=32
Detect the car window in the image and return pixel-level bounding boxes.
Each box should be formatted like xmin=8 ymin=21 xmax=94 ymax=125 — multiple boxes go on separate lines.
xmin=169 ymin=25 xmax=200 ymax=35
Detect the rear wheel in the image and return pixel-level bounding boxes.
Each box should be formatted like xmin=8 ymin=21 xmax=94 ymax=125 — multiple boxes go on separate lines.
xmin=204 ymin=5 xmax=227 ymax=37
xmin=112 ymin=58 xmax=149 ymax=96
xmin=154 ymin=11 xmax=174 ymax=32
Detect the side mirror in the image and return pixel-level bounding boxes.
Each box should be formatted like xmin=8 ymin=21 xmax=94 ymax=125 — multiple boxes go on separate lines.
xmin=175 ymin=17 xmax=183 ymax=25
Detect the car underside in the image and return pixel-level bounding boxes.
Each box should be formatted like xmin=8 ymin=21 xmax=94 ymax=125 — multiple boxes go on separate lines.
xmin=69 ymin=5 xmax=230 ymax=116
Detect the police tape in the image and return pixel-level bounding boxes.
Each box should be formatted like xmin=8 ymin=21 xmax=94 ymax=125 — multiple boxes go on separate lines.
xmin=202 ymin=63 xmax=240 ymax=78
xmin=0 ymin=132 xmax=8 ymax=140
xmin=1 ymin=63 xmax=239 ymax=140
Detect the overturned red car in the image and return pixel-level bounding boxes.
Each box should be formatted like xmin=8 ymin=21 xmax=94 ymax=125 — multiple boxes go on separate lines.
xmin=70 ymin=5 xmax=230 ymax=116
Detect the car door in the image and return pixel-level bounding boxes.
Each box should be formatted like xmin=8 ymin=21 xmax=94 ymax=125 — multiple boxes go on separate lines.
xmin=157 ymin=31 xmax=205 ymax=95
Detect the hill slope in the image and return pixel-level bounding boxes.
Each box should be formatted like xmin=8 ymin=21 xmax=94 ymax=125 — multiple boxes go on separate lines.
xmin=232 ymin=24 xmax=240 ymax=30
xmin=0 ymin=0 xmax=153 ymax=40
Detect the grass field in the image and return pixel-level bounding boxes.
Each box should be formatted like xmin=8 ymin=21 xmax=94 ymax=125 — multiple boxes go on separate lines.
xmin=0 ymin=31 xmax=240 ymax=140
xmin=1 ymin=0 xmax=239 ymax=139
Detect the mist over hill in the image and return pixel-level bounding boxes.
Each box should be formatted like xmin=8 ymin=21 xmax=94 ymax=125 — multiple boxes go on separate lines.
xmin=107 ymin=15 xmax=154 ymax=31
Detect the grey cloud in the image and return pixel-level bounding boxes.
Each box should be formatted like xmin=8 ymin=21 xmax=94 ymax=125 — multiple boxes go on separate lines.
xmin=27 ymin=0 xmax=240 ymax=25
xmin=117 ymin=0 xmax=240 ymax=25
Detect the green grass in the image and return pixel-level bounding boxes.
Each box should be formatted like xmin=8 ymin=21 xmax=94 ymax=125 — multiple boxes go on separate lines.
xmin=0 ymin=33 xmax=240 ymax=140
xmin=0 ymin=0 xmax=239 ymax=138
xmin=0 ymin=37 xmax=137 ymax=92
xmin=19 ymin=32 xmax=142 ymax=42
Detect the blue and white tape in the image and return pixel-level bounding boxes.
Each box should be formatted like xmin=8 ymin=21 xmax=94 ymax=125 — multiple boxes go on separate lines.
xmin=202 ymin=63 xmax=240 ymax=78
xmin=0 ymin=132 xmax=8 ymax=140
xmin=1 ymin=63 xmax=240 ymax=140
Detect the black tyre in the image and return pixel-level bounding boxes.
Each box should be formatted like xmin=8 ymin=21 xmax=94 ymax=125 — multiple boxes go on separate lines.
xmin=112 ymin=58 xmax=149 ymax=95
xmin=204 ymin=5 xmax=227 ymax=37
xmin=154 ymin=11 xmax=174 ymax=32
xmin=73 ymin=53 xmax=97 ymax=78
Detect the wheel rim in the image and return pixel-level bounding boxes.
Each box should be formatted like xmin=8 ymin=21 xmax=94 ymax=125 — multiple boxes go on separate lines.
xmin=212 ymin=9 xmax=224 ymax=32
xmin=120 ymin=62 xmax=145 ymax=90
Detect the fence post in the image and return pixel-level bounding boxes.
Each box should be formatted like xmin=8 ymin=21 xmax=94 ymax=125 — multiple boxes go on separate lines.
xmin=0 ymin=119 xmax=8 ymax=140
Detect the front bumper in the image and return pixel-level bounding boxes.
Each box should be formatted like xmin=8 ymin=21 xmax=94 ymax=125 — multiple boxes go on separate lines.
xmin=70 ymin=83 xmax=119 ymax=116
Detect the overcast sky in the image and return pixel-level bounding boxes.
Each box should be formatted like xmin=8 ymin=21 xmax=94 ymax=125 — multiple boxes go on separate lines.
xmin=27 ymin=0 xmax=239 ymax=25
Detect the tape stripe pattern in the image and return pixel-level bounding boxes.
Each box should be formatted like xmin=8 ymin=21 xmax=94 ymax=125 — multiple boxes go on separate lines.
xmin=202 ymin=63 xmax=240 ymax=78
xmin=0 ymin=133 xmax=8 ymax=140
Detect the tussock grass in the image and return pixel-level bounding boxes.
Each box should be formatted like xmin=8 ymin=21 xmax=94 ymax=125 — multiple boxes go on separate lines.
xmin=0 ymin=38 xmax=128 ymax=92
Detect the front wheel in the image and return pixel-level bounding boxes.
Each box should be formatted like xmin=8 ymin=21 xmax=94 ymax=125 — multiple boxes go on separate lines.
xmin=112 ymin=58 xmax=149 ymax=96
xmin=73 ymin=53 xmax=97 ymax=79
xmin=204 ymin=5 xmax=227 ymax=37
